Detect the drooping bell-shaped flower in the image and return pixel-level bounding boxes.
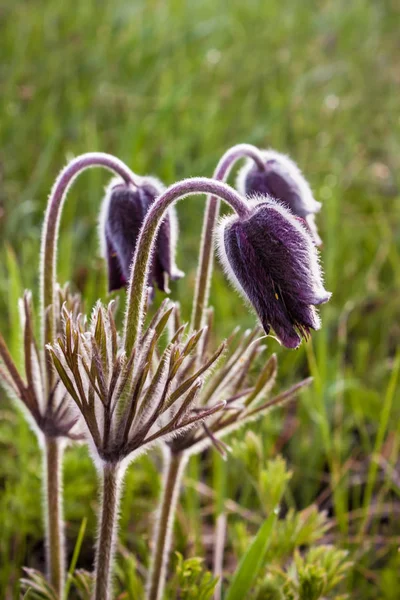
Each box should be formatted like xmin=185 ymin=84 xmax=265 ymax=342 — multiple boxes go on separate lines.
xmin=217 ymin=198 xmax=331 ymax=349
xmin=99 ymin=177 xmax=184 ymax=295
xmin=237 ymin=149 xmax=322 ymax=245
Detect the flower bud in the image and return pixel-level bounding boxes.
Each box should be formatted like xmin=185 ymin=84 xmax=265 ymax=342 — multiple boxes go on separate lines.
xmin=237 ymin=150 xmax=322 ymax=245
xmin=217 ymin=199 xmax=331 ymax=349
xmin=100 ymin=177 xmax=184 ymax=295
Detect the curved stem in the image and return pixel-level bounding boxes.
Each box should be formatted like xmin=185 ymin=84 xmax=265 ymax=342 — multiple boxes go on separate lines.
xmin=40 ymin=153 xmax=137 ymax=356
xmin=93 ymin=462 xmax=123 ymax=600
xmin=146 ymin=450 xmax=187 ymax=600
xmin=123 ymin=177 xmax=251 ymax=356
xmin=44 ymin=436 xmax=65 ymax=597
xmin=191 ymin=144 xmax=265 ymax=331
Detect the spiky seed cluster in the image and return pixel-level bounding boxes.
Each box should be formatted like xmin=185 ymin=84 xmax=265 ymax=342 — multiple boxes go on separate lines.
xmin=0 ymin=285 xmax=84 ymax=440
xmin=166 ymin=309 xmax=312 ymax=456
xmin=217 ymin=200 xmax=331 ymax=349
xmin=99 ymin=177 xmax=183 ymax=297
xmin=48 ymin=300 xmax=226 ymax=464
xmin=237 ymin=149 xmax=322 ymax=246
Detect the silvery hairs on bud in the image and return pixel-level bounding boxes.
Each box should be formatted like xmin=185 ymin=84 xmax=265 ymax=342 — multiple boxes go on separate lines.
xmin=236 ymin=149 xmax=322 ymax=245
xmin=217 ymin=198 xmax=331 ymax=349
xmin=99 ymin=177 xmax=183 ymax=297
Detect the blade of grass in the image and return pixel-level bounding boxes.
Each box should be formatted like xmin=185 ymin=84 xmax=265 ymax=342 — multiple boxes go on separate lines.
xmin=225 ymin=510 xmax=278 ymax=600
xmin=212 ymin=452 xmax=227 ymax=600
xmin=359 ymin=351 xmax=400 ymax=536
xmin=63 ymin=517 xmax=87 ymax=600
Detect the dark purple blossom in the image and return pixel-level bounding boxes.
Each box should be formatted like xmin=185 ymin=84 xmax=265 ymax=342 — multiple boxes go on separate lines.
xmin=100 ymin=177 xmax=183 ymax=295
xmin=237 ymin=150 xmax=322 ymax=245
xmin=217 ymin=198 xmax=331 ymax=349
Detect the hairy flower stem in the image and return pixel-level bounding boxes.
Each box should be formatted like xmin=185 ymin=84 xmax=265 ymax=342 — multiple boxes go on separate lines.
xmin=123 ymin=177 xmax=251 ymax=356
xmin=40 ymin=153 xmax=137 ymax=372
xmin=93 ymin=462 xmax=122 ymax=600
xmin=147 ymin=450 xmax=187 ymax=600
xmin=38 ymin=153 xmax=135 ymax=596
xmin=191 ymin=144 xmax=265 ymax=331
xmin=44 ymin=436 xmax=65 ymax=597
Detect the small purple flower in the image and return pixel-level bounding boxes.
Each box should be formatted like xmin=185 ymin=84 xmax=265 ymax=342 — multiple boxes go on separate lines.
xmin=217 ymin=198 xmax=331 ymax=349
xmin=100 ymin=177 xmax=183 ymax=295
xmin=237 ymin=150 xmax=322 ymax=245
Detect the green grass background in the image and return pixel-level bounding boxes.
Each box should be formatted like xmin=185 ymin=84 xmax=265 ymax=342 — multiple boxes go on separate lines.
xmin=1 ymin=0 xmax=400 ymax=597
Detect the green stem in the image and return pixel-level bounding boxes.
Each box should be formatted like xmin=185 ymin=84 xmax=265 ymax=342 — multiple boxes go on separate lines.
xmin=44 ymin=436 xmax=65 ymax=597
xmin=212 ymin=452 xmax=228 ymax=600
xmin=191 ymin=144 xmax=265 ymax=331
xmin=213 ymin=513 xmax=227 ymax=600
xmin=93 ymin=462 xmax=123 ymax=600
xmin=146 ymin=450 xmax=187 ymax=600
xmin=123 ymin=177 xmax=250 ymax=357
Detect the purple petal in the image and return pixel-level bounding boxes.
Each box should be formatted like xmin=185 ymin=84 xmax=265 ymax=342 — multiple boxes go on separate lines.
xmin=218 ymin=199 xmax=331 ymax=349
xmin=105 ymin=184 xmax=146 ymax=283
xmin=100 ymin=177 xmax=184 ymax=295
xmin=237 ymin=150 xmax=321 ymax=222
xmin=105 ymin=233 xmax=126 ymax=292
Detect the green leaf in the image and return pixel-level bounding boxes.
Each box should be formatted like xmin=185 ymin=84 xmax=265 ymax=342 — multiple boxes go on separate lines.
xmin=20 ymin=568 xmax=58 ymax=599
xmin=225 ymin=511 xmax=278 ymax=600
xmin=245 ymin=353 xmax=277 ymax=407
xmin=166 ymin=341 xmax=225 ymax=409
xmin=168 ymin=552 xmax=218 ymax=600
xmin=64 ymin=517 xmax=87 ymax=600
xmin=49 ymin=349 xmax=82 ymax=407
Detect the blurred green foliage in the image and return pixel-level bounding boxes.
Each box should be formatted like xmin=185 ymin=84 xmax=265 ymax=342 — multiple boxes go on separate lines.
xmin=1 ymin=0 xmax=399 ymax=598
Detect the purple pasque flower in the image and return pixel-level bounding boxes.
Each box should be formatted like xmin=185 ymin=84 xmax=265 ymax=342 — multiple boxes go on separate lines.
xmin=237 ymin=149 xmax=322 ymax=246
xmin=217 ymin=197 xmax=331 ymax=349
xmin=100 ymin=176 xmax=183 ymax=295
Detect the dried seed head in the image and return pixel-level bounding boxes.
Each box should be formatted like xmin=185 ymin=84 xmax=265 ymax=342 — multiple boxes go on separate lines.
xmin=99 ymin=177 xmax=184 ymax=297
xmin=217 ymin=199 xmax=331 ymax=349
xmin=166 ymin=311 xmax=312 ymax=456
xmin=48 ymin=301 xmax=225 ymax=465
xmin=0 ymin=285 xmax=85 ymax=440
xmin=237 ymin=149 xmax=322 ymax=245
